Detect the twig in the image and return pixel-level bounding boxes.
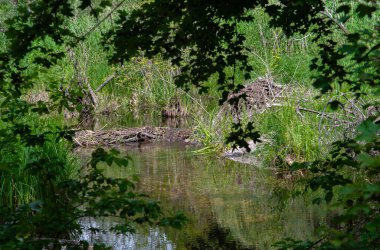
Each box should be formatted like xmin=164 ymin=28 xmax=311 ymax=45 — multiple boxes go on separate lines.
xmin=342 ymin=93 xmax=365 ymax=120
xmin=84 ymin=76 xmax=98 ymax=107
xmin=95 ymin=74 xmax=116 ymax=92
xmin=320 ymin=10 xmax=350 ymax=35
xmin=79 ymin=0 xmax=127 ymax=40
xmin=299 ymin=106 xmax=351 ymax=124
xmin=73 ymin=137 xmax=83 ymax=147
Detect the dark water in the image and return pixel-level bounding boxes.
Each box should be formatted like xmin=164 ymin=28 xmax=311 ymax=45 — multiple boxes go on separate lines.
xmin=79 ymin=143 xmax=326 ymax=249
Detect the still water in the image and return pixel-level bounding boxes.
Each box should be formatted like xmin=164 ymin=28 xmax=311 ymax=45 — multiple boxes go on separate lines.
xmin=79 ymin=142 xmax=325 ymax=249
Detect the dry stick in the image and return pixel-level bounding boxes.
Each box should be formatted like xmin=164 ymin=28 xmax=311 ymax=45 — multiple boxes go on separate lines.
xmin=95 ymin=74 xmax=116 ymax=92
xmin=320 ymin=10 xmax=350 ymax=35
xmin=342 ymin=93 xmax=366 ymax=120
xmin=59 ymin=1 xmax=126 ymax=102
xmin=298 ymin=106 xmax=352 ymax=124
xmin=80 ymin=43 xmax=98 ymax=107
xmin=84 ymin=76 xmax=98 ymax=106
xmin=318 ymin=99 xmax=336 ymax=146
xmin=258 ymin=24 xmax=267 ymax=48
xmin=67 ymin=48 xmax=98 ymax=115
xmin=79 ymin=0 xmax=127 ymax=41
xmin=73 ymin=137 xmax=83 ymax=147
xmin=251 ymin=50 xmax=271 ymax=75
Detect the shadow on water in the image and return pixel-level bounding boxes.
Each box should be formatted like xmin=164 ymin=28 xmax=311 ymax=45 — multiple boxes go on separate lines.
xmin=78 ymin=143 xmax=327 ymax=249
xmin=185 ymin=222 xmax=257 ymax=250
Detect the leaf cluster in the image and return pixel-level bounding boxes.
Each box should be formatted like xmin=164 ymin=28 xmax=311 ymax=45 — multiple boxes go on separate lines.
xmin=0 ymin=148 xmax=186 ymax=249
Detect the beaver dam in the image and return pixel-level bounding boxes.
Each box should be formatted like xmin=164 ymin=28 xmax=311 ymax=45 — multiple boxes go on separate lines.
xmin=74 ymin=127 xmax=193 ymax=147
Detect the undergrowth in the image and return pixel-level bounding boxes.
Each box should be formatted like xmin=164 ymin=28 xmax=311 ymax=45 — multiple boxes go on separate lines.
xmin=0 ymin=0 xmax=374 ymax=170
xmin=0 ymin=105 xmax=78 ymax=207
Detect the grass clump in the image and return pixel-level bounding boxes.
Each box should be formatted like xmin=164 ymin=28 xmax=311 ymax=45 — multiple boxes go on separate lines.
xmin=0 ymin=138 xmax=78 ymax=208
xmin=0 ymin=112 xmax=78 ymax=208
xmin=254 ymin=92 xmax=325 ymax=167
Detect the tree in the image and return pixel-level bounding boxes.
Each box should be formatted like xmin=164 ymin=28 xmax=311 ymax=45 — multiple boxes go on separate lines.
xmin=100 ymin=0 xmax=380 ymax=248
xmin=0 ymin=0 xmax=378 ymax=249
xmin=0 ymin=1 xmax=185 ymax=249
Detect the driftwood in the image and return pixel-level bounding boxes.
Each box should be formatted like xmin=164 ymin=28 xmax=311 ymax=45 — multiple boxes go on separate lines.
xmin=74 ymin=127 xmax=193 ymax=147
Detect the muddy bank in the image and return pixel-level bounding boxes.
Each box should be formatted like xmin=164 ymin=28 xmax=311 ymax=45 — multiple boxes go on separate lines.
xmin=74 ymin=127 xmax=194 ymax=147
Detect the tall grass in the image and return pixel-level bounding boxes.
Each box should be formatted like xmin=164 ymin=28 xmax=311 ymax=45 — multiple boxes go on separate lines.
xmin=0 ymin=113 xmax=78 ymax=208
xmin=253 ymin=89 xmax=326 ymax=166
xmin=239 ymin=8 xmax=316 ymax=85
xmin=0 ymin=138 xmax=78 ymax=207
xmin=1 ymin=0 xmax=373 ymax=172
xmin=203 ymin=4 xmax=376 ymax=166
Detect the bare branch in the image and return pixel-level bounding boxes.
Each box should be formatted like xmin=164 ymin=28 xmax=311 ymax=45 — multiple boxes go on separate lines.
xmin=320 ymin=10 xmax=350 ymax=35
xmin=79 ymin=0 xmax=127 ymax=40
xmin=95 ymin=74 xmax=116 ymax=92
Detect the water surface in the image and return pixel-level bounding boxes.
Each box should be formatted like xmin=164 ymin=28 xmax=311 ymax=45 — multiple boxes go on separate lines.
xmin=79 ymin=142 xmax=325 ymax=249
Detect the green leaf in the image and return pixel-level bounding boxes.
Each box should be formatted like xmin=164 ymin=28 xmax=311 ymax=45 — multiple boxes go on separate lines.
xmin=290 ymin=162 xmax=312 ymax=171
xmin=357 ymin=153 xmax=380 ymax=169
xmin=313 ymin=77 xmax=332 ymax=93
xmin=325 ymin=190 xmax=333 ymax=202
xmin=356 ymin=118 xmax=380 ymax=142
xmin=79 ymin=0 xmax=92 ymax=10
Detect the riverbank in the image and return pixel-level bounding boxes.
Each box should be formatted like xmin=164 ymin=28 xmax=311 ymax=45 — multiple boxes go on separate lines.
xmin=74 ymin=127 xmax=194 ymax=147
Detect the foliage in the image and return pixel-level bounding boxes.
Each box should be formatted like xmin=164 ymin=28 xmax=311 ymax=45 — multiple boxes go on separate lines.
xmin=282 ymin=118 xmax=380 ymax=249
xmin=103 ymin=0 xmax=379 ymax=248
xmin=0 ymin=0 xmax=379 ymax=248
xmin=254 ymin=99 xmax=324 ymax=166
xmin=0 ymin=148 xmax=185 ymax=249
xmin=0 ymin=135 xmax=77 ymax=208
xmin=273 ymin=1 xmax=380 ymax=249
xmin=0 ymin=0 xmax=185 ymax=248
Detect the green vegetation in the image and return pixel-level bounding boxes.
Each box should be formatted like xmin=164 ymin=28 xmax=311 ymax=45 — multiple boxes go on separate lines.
xmin=0 ymin=135 xmax=77 ymax=207
xmin=0 ymin=0 xmax=378 ymax=249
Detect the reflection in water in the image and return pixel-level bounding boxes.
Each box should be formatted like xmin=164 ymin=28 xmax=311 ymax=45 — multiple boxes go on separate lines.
xmin=78 ymin=143 xmax=326 ymax=249
xmin=80 ymin=218 xmax=174 ymax=250
xmin=185 ymin=222 xmax=257 ymax=250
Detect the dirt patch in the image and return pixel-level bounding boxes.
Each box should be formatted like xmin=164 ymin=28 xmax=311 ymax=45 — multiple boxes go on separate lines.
xmin=74 ymin=127 xmax=194 ymax=147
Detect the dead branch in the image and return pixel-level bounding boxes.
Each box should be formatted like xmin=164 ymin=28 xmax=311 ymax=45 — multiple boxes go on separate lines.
xmin=220 ymin=75 xmax=289 ymax=122
xmin=320 ymin=10 xmax=350 ymax=35
xmin=79 ymin=0 xmax=127 ymax=40
xmin=95 ymin=74 xmax=116 ymax=92
xmin=297 ymin=106 xmax=352 ymax=124
xmin=84 ymin=76 xmax=98 ymax=107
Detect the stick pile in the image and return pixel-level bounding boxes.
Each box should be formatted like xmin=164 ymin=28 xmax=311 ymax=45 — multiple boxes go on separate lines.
xmin=74 ymin=127 xmax=193 ymax=147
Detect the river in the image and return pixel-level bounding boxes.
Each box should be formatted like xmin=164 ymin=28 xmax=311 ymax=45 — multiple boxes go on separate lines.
xmin=78 ymin=141 xmax=326 ymax=249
